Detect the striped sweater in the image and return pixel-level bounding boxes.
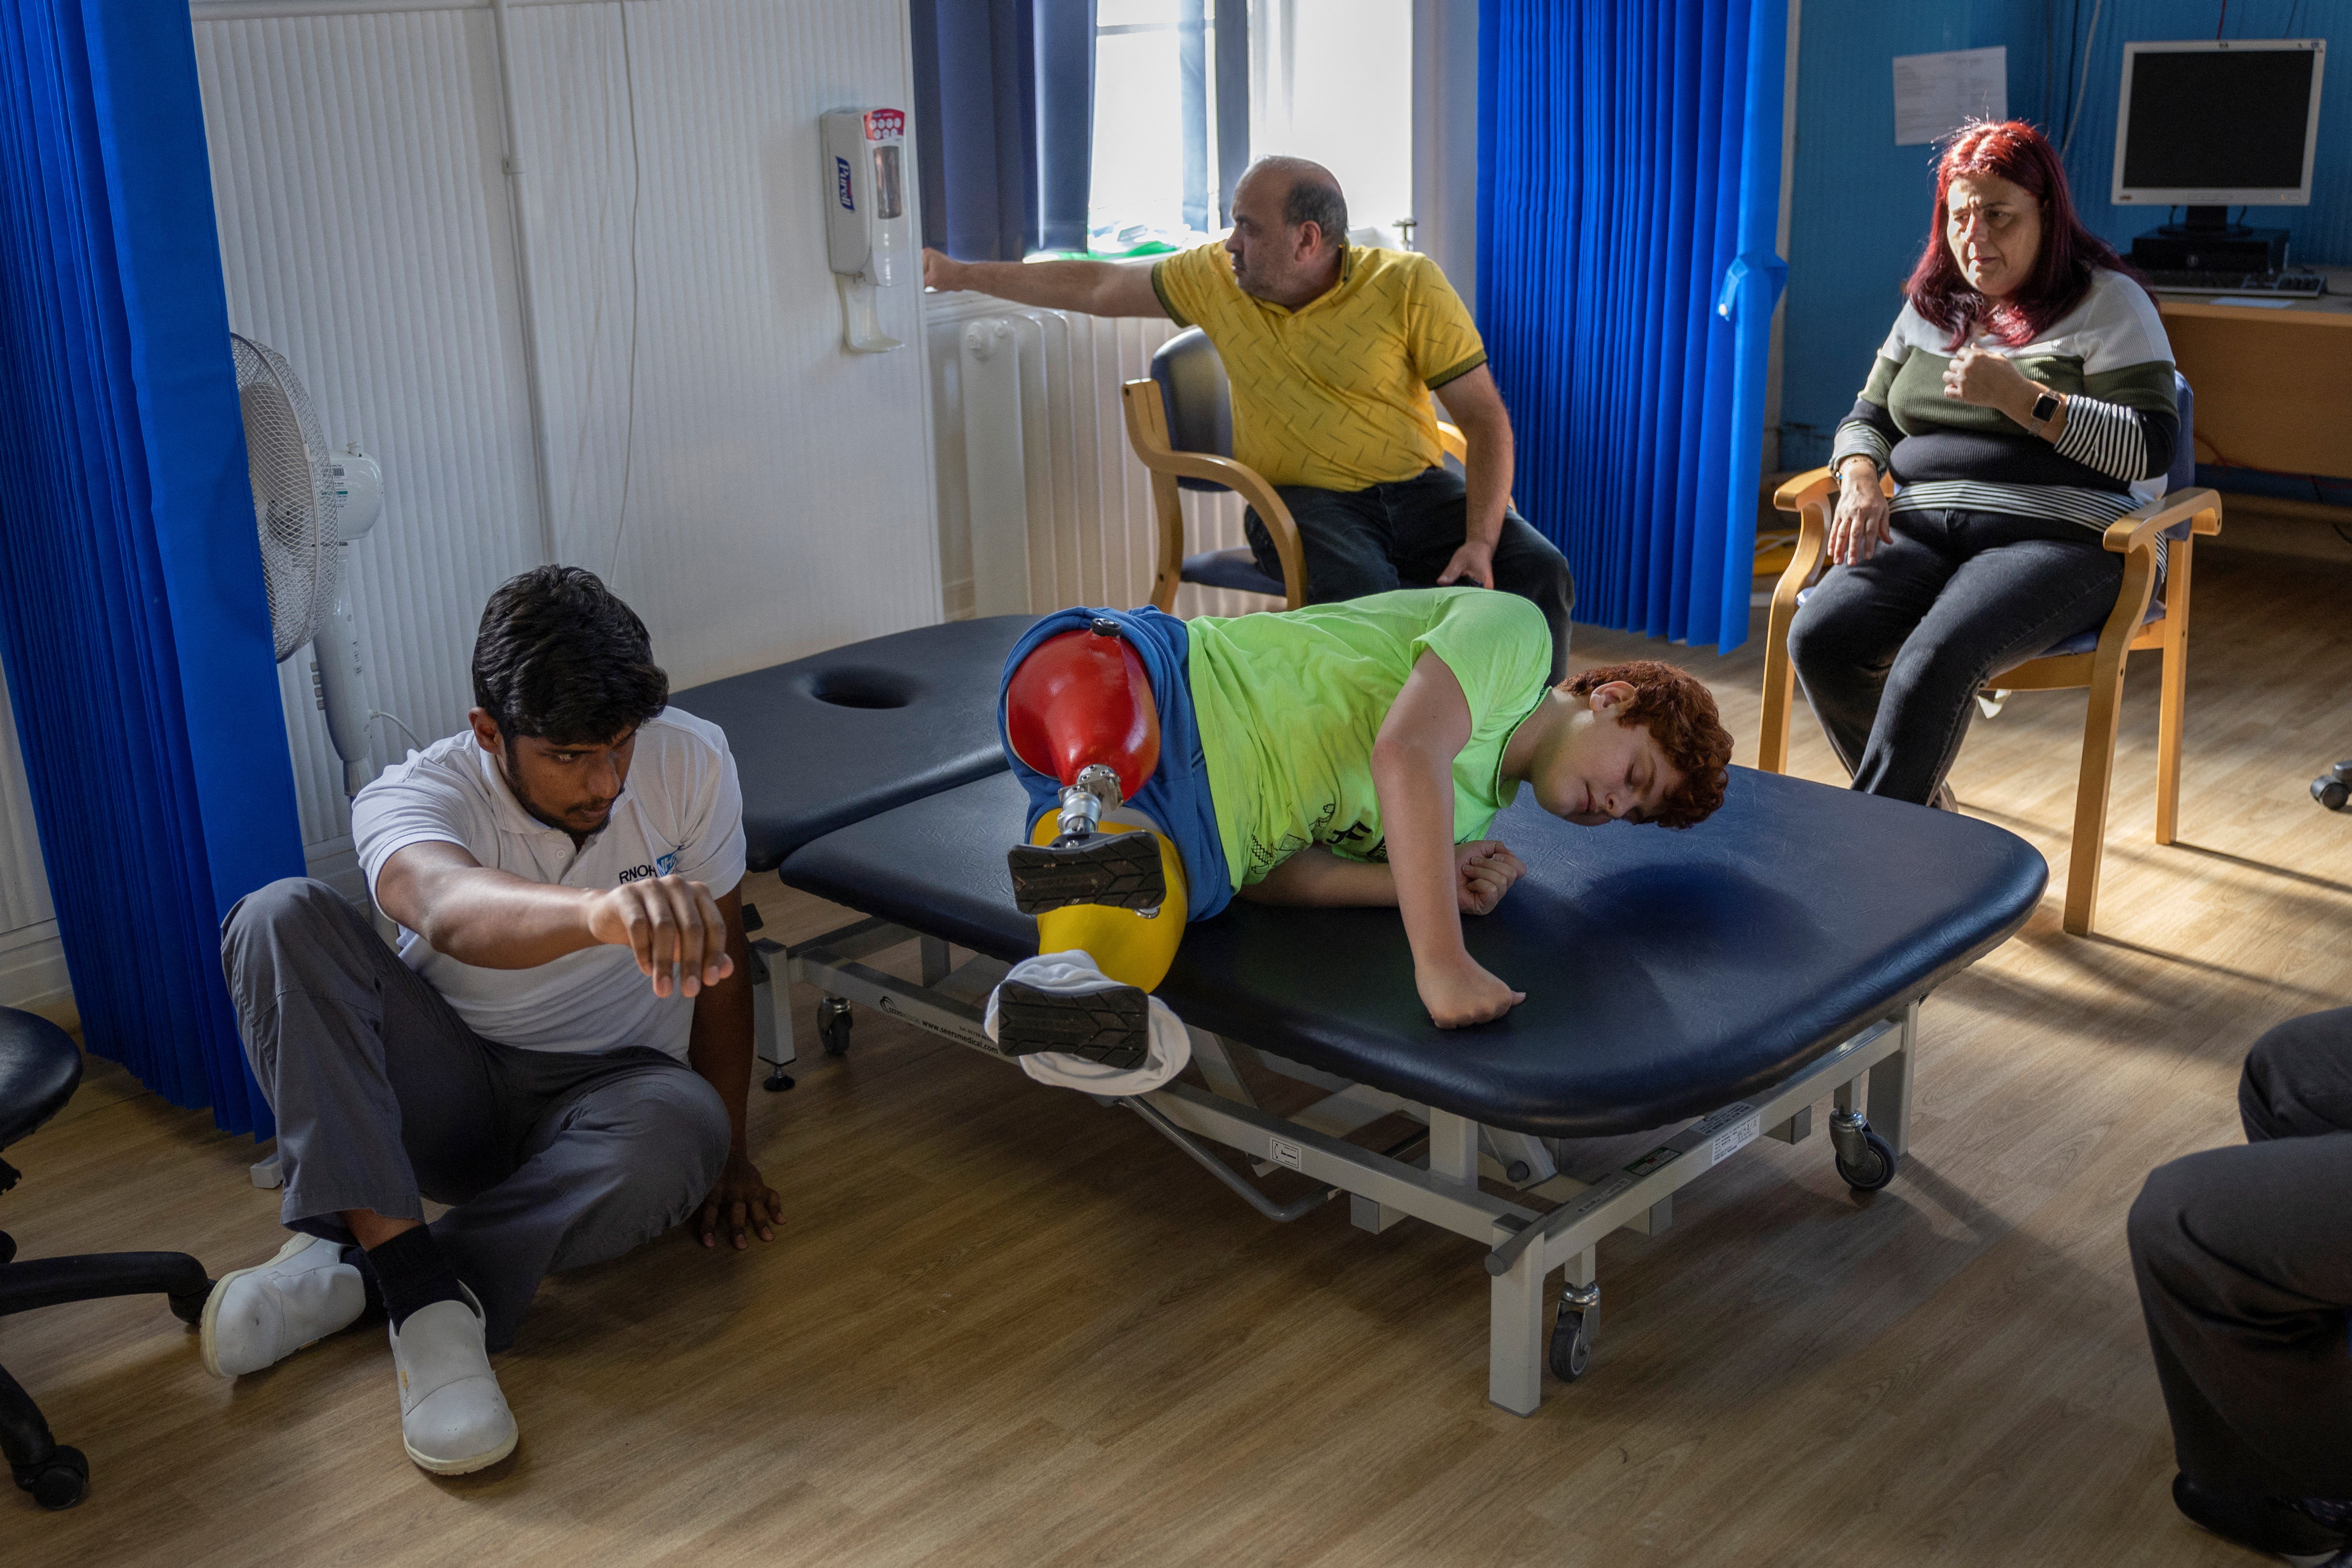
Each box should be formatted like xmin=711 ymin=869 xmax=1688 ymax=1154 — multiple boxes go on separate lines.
xmin=1831 ymin=268 xmax=2179 ymax=569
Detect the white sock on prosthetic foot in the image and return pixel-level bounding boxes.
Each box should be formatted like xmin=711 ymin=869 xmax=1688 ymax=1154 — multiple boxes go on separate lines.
xmin=984 ymin=950 xmax=1191 ymax=1094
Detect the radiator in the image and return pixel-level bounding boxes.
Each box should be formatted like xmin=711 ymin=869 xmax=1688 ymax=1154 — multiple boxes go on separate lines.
xmin=923 ymin=294 xmax=1270 ymax=622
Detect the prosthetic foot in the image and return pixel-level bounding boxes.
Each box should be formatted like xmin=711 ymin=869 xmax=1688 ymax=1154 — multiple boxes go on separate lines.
xmin=1009 ymin=768 xmax=1166 ymax=915
xmin=991 ymin=976 xmax=1152 ymax=1069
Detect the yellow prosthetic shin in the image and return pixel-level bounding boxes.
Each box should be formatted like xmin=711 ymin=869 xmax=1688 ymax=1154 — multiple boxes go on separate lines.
xmin=1030 ymin=810 xmax=1189 ymax=993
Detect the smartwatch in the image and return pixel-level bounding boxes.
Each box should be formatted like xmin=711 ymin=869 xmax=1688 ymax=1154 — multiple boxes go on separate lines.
xmin=2028 ymin=390 xmax=2062 ymax=436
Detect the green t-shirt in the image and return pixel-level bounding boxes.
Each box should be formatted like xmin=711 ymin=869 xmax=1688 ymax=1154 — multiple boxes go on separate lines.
xmin=1187 ymin=588 xmax=1554 ymax=889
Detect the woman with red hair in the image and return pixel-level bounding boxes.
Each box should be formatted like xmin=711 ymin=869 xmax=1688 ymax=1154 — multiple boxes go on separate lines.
xmin=1788 ymin=120 xmax=2177 ymax=809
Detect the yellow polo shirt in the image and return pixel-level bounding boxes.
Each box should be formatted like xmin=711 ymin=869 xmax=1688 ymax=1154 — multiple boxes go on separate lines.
xmin=1150 ymin=243 xmax=1488 ymax=492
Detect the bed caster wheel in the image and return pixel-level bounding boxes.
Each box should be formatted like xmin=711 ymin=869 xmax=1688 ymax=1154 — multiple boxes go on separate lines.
xmin=1830 ymin=1109 xmax=1898 ymax=1192
xmin=2313 ymin=762 xmax=2352 ymax=812
xmin=1550 ymin=1283 xmax=1598 ymax=1382
xmin=818 ymin=997 xmax=853 ymax=1056
xmin=14 ymin=1444 xmax=88 ymax=1510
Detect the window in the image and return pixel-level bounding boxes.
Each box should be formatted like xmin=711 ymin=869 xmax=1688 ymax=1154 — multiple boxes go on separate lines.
xmin=1084 ymin=0 xmax=1412 ymax=256
xmin=1087 ymin=0 xmax=1225 ymax=252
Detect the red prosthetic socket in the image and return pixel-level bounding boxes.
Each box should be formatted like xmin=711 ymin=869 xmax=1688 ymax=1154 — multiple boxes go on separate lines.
xmin=1004 ymin=624 xmax=1161 ymax=800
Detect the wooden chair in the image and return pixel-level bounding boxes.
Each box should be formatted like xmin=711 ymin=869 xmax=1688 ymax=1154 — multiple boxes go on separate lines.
xmin=1756 ymin=373 xmax=2223 ymax=936
xmin=1119 ymin=327 xmax=1470 ymax=613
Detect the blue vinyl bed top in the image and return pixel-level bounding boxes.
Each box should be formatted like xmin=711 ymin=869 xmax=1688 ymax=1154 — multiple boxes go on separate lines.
xmin=668 ymin=615 xmax=1033 ymax=873
xmin=777 ymin=766 xmax=2047 ymax=1139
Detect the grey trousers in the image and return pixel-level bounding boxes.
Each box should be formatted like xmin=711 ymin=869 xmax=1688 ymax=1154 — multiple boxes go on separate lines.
xmin=220 ymin=878 xmax=731 ymax=1351
xmin=2129 ymin=1007 xmax=2352 ymax=1499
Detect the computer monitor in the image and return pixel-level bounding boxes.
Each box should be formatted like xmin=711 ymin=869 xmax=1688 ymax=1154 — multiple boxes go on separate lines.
xmin=2112 ymin=38 xmax=2325 ymax=232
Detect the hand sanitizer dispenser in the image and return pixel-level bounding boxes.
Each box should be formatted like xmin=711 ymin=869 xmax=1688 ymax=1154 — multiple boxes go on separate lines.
xmin=822 ymin=107 xmax=908 ymax=353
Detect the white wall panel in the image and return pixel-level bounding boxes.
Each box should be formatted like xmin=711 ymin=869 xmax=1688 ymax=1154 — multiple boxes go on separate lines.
xmin=195 ymin=8 xmax=544 ymax=852
xmin=506 ymin=0 xmax=935 ymax=682
xmin=194 ymin=0 xmax=934 ymax=859
xmin=0 ymin=659 xmax=55 ymax=935
xmin=0 ymin=661 xmax=68 ymax=1015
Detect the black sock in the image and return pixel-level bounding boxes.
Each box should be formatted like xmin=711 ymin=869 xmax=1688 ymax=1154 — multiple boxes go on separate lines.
xmin=340 ymin=1243 xmax=385 ymax=1316
xmin=362 ymin=1226 xmax=467 ymax=1330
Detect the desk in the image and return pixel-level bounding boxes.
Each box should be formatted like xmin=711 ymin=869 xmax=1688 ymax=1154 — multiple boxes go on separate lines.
xmin=2157 ymin=294 xmax=2352 ymax=478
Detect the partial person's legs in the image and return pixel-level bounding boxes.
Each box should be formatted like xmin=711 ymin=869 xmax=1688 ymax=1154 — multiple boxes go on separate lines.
xmin=218 ymin=877 xmax=520 ymax=1472
xmin=1245 ymin=484 xmax=1397 ymax=603
xmin=222 ymin=877 xmax=513 ymax=1251
xmin=998 ymin=622 xmax=1190 ymax=1065
xmin=2128 ymin=1009 xmax=2352 ymax=1554
xmin=1841 ymin=514 xmax=2125 ymax=804
xmin=1384 ymin=468 xmax=1575 ymax=681
xmin=429 ymin=1050 xmax=731 ymax=1351
xmin=1786 ymin=518 xmax=1957 ymax=782
xmin=2239 ymin=1006 xmax=2352 ymax=1143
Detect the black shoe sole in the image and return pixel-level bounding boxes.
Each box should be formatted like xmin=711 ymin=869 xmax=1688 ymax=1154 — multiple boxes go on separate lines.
xmin=2172 ymin=1473 xmax=2352 ymax=1556
xmin=993 ymin=980 xmax=1152 ymax=1069
xmin=1007 ymin=831 xmax=1164 ymax=915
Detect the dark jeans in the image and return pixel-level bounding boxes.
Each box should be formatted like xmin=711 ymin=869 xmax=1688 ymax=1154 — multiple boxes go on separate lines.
xmin=1243 ymin=465 xmax=1575 ymax=682
xmin=1786 ymin=506 xmax=2124 ymax=805
xmin=2129 ymin=1008 xmax=2352 ymax=1499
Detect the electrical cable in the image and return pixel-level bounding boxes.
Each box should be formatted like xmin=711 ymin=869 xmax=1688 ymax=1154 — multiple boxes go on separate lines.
xmin=2215 ymin=0 xmax=2228 ymax=40
xmin=369 ymin=710 xmax=427 ymax=752
xmin=2060 ymin=0 xmax=2105 ymax=159
xmin=608 ymin=0 xmax=646 ymax=586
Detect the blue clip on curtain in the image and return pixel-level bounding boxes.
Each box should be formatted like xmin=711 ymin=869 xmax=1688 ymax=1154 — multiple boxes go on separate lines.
xmin=1477 ymin=0 xmax=1789 ymax=653
xmin=0 ymin=0 xmax=308 ymax=1136
xmin=912 ymin=0 xmax=1098 ymax=259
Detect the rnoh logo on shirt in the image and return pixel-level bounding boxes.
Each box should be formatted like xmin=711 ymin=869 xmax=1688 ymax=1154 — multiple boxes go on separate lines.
xmin=616 ymin=850 xmax=681 ymax=885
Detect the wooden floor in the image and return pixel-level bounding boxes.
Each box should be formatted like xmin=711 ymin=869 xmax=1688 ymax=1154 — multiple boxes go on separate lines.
xmin=6 ymin=540 xmax=2350 ymax=1566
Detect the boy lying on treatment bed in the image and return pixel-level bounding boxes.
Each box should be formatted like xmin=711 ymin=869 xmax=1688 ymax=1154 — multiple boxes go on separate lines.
xmin=985 ymin=588 xmax=1734 ymax=1089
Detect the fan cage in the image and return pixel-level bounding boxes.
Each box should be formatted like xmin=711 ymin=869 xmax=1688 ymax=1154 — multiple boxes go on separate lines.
xmin=232 ymin=333 xmax=342 ymax=661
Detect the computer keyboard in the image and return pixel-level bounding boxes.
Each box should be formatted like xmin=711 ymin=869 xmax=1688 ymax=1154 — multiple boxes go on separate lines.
xmin=2145 ymin=269 xmax=2324 ymax=296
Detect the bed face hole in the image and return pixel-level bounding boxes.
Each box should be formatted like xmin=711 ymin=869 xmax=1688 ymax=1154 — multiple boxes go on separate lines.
xmin=808 ymin=667 xmax=916 ymax=710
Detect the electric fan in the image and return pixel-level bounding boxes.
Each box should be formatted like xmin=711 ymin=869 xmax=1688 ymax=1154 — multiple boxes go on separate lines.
xmin=232 ymin=333 xmax=385 ymax=799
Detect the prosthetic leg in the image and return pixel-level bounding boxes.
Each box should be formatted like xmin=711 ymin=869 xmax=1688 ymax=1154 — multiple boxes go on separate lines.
xmin=997 ymin=619 xmax=1190 ymax=1068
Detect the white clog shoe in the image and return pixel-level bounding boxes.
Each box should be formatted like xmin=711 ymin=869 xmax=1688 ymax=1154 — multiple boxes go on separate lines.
xmin=388 ymin=1284 xmax=517 ymax=1475
xmin=201 ymin=1233 xmax=368 ymax=1378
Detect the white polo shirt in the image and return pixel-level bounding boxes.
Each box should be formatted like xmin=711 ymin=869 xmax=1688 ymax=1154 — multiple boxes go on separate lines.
xmin=352 ymin=708 xmax=747 ymax=1060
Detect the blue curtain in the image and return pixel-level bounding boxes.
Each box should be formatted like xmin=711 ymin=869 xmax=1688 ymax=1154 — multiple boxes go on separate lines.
xmin=1477 ymin=0 xmax=1789 ymax=654
xmin=912 ymin=0 xmax=1098 ymax=259
xmin=0 ymin=0 xmax=308 ymax=1136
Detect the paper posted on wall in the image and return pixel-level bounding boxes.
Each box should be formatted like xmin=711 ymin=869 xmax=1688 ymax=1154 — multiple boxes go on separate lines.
xmin=1892 ymin=46 xmax=2007 ymax=147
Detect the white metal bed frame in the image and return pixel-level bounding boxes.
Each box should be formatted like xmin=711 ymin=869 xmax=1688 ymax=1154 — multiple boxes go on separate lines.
xmin=749 ymin=914 xmax=1917 ymax=1416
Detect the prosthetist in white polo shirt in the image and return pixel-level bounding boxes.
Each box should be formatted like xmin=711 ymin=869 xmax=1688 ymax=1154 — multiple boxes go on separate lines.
xmin=352 ymin=707 xmax=747 ymax=1058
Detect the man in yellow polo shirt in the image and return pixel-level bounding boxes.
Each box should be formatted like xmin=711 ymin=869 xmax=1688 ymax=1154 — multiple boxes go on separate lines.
xmin=921 ymin=156 xmax=1573 ymax=680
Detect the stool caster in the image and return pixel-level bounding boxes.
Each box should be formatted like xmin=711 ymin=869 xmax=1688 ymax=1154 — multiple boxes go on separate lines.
xmin=1550 ymin=1281 xmax=1599 ymax=1382
xmin=1830 ymin=1108 xmax=1898 ymax=1192
xmin=13 ymin=1443 xmax=87 ymax=1511
xmin=818 ymin=997 xmax=853 ymax=1057
xmin=2313 ymin=761 xmax=2352 ymax=812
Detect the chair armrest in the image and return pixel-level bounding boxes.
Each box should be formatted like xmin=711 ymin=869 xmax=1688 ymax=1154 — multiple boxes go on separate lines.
xmin=2101 ymin=486 xmax=2223 ymax=554
xmin=1119 ymin=379 xmax=1308 ymax=610
xmin=1773 ymin=467 xmax=1836 ymax=514
xmin=1436 ymin=421 xmax=1468 ymax=466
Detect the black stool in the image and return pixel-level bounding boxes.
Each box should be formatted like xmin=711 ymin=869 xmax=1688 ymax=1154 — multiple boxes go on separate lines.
xmin=0 ymin=1007 xmax=212 ymax=1510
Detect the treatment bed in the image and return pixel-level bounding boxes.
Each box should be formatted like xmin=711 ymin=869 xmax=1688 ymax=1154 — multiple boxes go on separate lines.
xmin=671 ymin=618 xmax=2048 ymax=1414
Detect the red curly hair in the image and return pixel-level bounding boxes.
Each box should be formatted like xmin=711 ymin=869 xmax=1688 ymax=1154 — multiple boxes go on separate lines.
xmin=1559 ymin=660 xmax=1731 ymax=829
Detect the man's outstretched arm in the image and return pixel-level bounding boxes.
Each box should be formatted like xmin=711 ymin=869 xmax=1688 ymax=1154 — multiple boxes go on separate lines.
xmin=1433 ymin=365 xmax=1516 ymax=591
xmin=922 ymin=248 xmax=1168 ymax=318
xmin=376 ymin=840 xmax=732 ymax=998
